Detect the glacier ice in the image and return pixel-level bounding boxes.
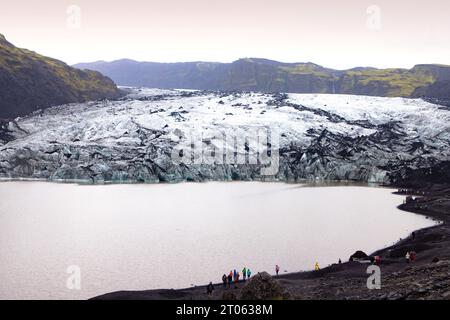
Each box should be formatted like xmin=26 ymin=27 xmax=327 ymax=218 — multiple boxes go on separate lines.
xmin=0 ymin=88 xmax=449 ymax=183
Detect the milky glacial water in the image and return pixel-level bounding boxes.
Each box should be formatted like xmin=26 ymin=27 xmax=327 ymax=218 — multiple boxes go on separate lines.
xmin=0 ymin=181 xmax=437 ymax=299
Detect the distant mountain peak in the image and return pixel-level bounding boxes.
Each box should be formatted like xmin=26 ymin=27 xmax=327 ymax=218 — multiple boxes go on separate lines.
xmin=237 ymin=57 xmax=282 ymax=64
xmin=115 ymin=58 xmax=139 ymax=64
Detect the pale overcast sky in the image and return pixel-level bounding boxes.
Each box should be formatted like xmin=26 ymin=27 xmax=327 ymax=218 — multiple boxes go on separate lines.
xmin=1 ymin=0 xmax=449 ymax=69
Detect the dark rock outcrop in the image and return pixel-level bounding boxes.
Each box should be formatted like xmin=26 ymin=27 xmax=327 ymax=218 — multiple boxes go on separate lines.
xmin=387 ymin=161 xmax=450 ymax=189
xmin=349 ymin=251 xmax=369 ymax=261
xmin=413 ymin=80 xmax=450 ymax=100
xmin=0 ymin=119 xmax=13 ymax=144
xmin=240 ymin=272 xmax=290 ymax=300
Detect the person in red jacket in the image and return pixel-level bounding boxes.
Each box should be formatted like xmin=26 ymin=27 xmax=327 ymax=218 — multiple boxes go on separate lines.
xmin=234 ymin=272 xmax=240 ymax=288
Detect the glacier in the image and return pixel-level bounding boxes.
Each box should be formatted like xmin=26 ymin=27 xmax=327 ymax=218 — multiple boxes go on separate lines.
xmin=0 ymin=88 xmax=449 ymax=183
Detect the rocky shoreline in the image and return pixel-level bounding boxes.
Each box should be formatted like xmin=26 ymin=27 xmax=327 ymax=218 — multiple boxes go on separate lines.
xmin=92 ymin=179 xmax=450 ymax=300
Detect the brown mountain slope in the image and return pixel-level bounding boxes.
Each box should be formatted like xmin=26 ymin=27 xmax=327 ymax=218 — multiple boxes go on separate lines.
xmin=0 ymin=34 xmax=122 ymax=119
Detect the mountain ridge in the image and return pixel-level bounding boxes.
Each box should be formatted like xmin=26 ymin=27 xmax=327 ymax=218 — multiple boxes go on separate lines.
xmin=74 ymin=58 xmax=450 ymax=99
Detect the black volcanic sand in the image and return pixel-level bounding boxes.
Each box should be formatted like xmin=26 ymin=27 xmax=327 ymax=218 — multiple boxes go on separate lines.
xmin=93 ymin=184 xmax=450 ymax=300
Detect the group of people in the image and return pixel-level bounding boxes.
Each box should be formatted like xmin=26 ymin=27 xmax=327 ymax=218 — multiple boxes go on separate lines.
xmin=207 ymin=262 xmax=327 ymax=296
xmin=221 ymin=267 xmax=252 ymax=289
xmin=206 ymin=267 xmax=253 ymax=296
xmin=208 ymin=253 xmax=418 ymax=295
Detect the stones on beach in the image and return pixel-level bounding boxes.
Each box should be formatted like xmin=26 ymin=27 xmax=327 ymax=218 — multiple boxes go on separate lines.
xmin=349 ymin=250 xmax=369 ymax=261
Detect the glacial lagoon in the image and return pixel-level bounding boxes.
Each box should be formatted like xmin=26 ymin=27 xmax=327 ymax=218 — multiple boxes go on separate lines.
xmin=0 ymin=181 xmax=437 ymax=299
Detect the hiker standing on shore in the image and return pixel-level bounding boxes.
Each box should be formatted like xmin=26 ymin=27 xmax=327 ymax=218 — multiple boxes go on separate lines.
xmin=242 ymin=267 xmax=247 ymax=281
xmin=247 ymin=268 xmax=252 ymax=279
xmin=227 ymin=271 xmax=233 ymax=289
xmin=207 ymin=282 xmax=214 ymax=296
xmin=234 ymin=272 xmax=240 ymax=288
xmin=275 ymin=265 xmax=280 ymax=276
xmin=315 ymin=262 xmax=320 ymax=271
xmin=233 ymin=269 xmax=237 ymax=281
xmin=222 ymin=274 xmax=227 ymax=289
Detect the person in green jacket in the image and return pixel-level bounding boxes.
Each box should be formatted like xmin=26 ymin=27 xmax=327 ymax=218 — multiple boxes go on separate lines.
xmin=242 ymin=267 xmax=247 ymax=281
